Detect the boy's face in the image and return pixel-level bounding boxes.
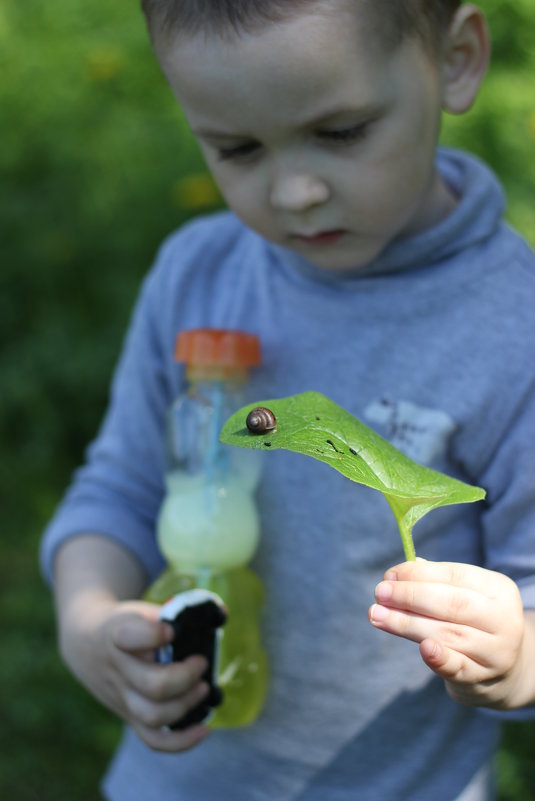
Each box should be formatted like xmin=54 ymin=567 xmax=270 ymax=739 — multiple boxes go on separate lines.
xmin=156 ymin=3 xmax=456 ymax=271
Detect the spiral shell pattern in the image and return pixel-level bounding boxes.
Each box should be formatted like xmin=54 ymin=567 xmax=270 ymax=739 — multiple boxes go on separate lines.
xmin=246 ymin=407 xmax=277 ymax=434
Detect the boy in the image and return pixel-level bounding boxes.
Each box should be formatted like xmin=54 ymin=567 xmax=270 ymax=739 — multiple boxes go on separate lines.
xmin=41 ymin=1 xmax=535 ymax=799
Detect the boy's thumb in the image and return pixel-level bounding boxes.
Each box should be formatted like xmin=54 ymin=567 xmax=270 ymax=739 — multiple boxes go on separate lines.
xmin=112 ymin=602 xmax=173 ymax=652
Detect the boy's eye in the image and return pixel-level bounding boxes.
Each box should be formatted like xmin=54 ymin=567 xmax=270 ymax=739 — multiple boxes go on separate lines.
xmin=216 ymin=141 xmax=261 ymax=162
xmin=213 ymin=122 xmax=370 ymax=162
xmin=317 ymin=123 xmax=369 ymax=144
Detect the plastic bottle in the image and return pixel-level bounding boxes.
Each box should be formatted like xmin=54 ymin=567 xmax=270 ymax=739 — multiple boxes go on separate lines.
xmin=146 ymin=328 xmax=268 ymax=727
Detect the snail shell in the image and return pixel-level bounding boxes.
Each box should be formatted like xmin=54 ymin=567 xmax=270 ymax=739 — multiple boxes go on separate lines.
xmin=246 ymin=406 xmax=277 ymax=434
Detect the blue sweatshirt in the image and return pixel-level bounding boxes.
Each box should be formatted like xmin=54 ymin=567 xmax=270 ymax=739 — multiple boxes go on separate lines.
xmin=41 ymin=149 xmax=535 ymax=801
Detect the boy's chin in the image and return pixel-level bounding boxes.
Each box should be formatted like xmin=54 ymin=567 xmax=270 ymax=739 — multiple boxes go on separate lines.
xmin=287 ymin=236 xmax=385 ymax=273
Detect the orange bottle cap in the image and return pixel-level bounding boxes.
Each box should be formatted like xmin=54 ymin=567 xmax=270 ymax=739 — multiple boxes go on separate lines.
xmin=175 ymin=328 xmax=261 ymax=368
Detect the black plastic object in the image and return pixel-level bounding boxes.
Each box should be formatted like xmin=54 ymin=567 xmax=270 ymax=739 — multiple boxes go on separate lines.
xmin=158 ymin=589 xmax=227 ymax=729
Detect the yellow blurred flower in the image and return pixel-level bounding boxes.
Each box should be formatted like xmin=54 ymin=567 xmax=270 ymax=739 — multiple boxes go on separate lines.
xmin=86 ymin=47 xmax=125 ymax=83
xmin=171 ymin=172 xmax=222 ymax=211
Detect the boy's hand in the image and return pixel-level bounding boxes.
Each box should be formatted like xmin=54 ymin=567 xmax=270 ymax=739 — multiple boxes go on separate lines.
xmin=60 ymin=598 xmax=211 ymax=752
xmin=369 ymin=559 xmax=535 ymax=709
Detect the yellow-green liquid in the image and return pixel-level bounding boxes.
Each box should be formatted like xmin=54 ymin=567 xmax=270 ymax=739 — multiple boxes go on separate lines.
xmin=146 ymin=565 xmax=268 ymax=727
xmin=156 ymin=472 xmax=260 ymax=572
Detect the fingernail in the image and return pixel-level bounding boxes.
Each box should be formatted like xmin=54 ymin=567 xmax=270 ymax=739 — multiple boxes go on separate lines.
xmin=384 ymin=571 xmax=397 ymax=581
xmin=370 ymin=604 xmax=389 ymax=623
xmin=375 ymin=581 xmax=393 ymax=602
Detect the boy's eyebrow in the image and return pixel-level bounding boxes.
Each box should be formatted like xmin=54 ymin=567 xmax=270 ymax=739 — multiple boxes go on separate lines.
xmin=192 ymin=103 xmax=384 ymax=141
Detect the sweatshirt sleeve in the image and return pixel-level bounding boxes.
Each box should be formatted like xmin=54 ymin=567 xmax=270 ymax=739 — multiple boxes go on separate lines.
xmin=39 ymin=252 xmax=175 ymax=586
xmin=478 ymin=376 xmax=535 ymax=610
xmin=471 ymin=369 xmax=535 ymax=720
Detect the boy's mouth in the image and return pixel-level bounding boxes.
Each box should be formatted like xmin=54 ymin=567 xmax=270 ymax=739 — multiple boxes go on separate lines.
xmin=294 ymin=229 xmax=346 ymax=245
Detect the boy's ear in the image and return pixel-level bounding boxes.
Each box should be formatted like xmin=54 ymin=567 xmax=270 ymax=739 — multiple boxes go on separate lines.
xmin=441 ymin=4 xmax=490 ymax=114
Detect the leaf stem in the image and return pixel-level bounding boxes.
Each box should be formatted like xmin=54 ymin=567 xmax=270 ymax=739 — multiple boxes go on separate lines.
xmin=398 ymin=520 xmax=417 ymax=562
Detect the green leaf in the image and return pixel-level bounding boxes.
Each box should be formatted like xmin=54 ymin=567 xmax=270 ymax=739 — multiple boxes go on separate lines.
xmin=220 ymin=391 xmax=486 ymax=561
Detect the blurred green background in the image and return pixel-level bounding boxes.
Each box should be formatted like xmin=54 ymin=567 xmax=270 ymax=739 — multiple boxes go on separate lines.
xmin=1 ymin=0 xmax=534 ymax=798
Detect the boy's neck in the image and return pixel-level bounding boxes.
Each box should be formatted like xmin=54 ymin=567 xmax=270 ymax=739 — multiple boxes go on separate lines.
xmin=405 ymin=167 xmax=459 ymax=237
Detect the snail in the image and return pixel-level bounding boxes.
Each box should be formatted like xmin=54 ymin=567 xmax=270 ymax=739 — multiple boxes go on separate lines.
xmin=246 ymin=407 xmax=277 ymax=434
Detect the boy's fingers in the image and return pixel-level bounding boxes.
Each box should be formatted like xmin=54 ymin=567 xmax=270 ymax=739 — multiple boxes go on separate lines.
xmin=383 ymin=560 xmax=503 ymax=599
xmin=374 ymin=580 xmax=496 ymax=632
xmin=419 ymin=639 xmax=491 ymax=688
xmin=124 ymin=680 xmax=210 ymax=730
xmin=111 ymin=608 xmax=173 ymax=652
xmin=368 ymin=603 xmax=494 ymax=665
xmin=133 ymin=719 xmax=210 ymax=753
xmin=119 ymin=652 xmax=209 ymax=701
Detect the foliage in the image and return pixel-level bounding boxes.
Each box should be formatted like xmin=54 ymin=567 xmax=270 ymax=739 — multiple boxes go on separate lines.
xmin=221 ymin=392 xmax=485 ymax=561
xmin=1 ymin=0 xmax=534 ymax=797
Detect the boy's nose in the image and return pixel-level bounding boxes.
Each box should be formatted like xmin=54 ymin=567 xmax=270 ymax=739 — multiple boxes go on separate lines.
xmin=269 ymin=172 xmax=330 ymax=212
